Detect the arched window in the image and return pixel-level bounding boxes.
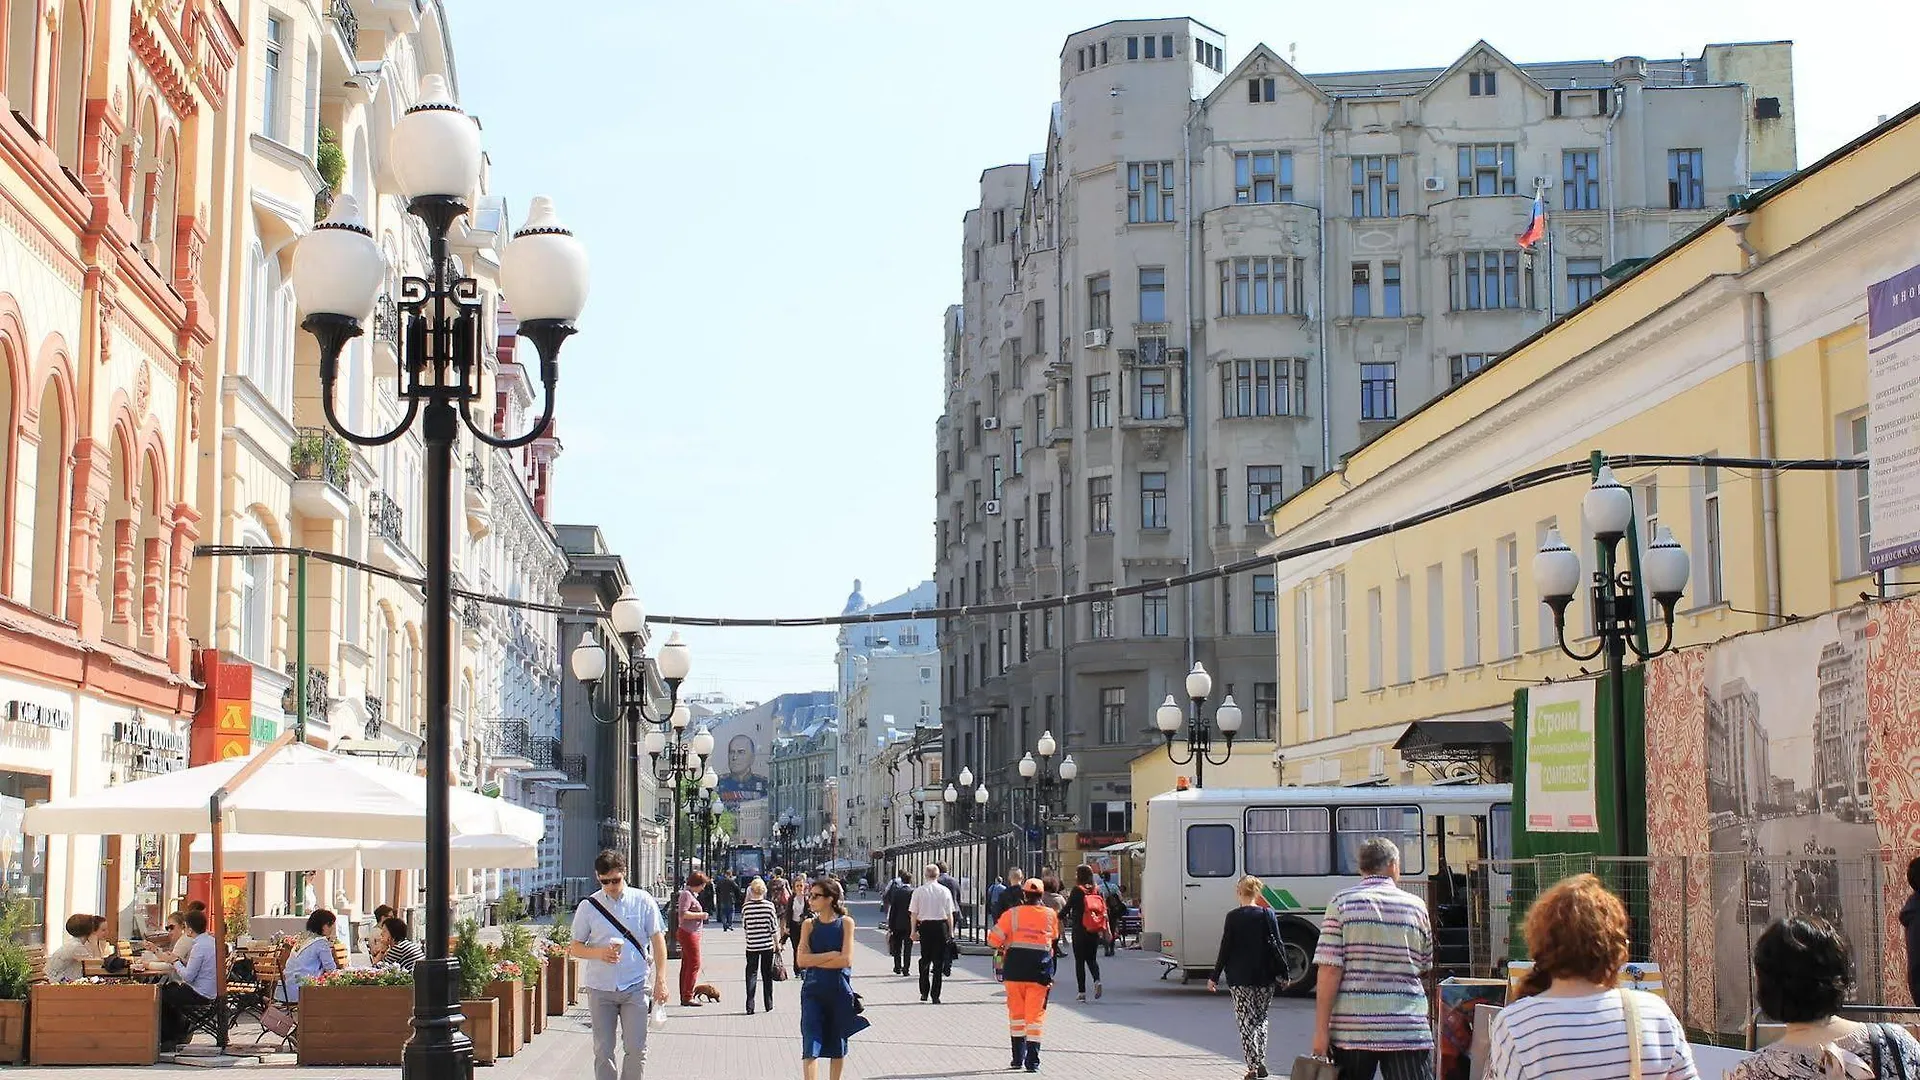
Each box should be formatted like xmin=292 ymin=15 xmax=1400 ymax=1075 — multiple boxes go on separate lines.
xmin=51 ymin=0 xmax=84 ymax=173
xmin=29 ymin=374 xmax=66 ymax=616
xmin=374 ymin=611 xmax=392 ymax=709
xmin=238 ymin=529 xmax=270 ymax=663
xmin=400 ymin=632 xmax=417 ymax=731
xmin=243 ymin=242 xmax=293 ymax=413
xmin=97 ymin=432 xmax=131 ymax=646
xmin=5 ymin=2 xmax=37 ymax=119
xmin=154 ymin=134 xmax=179 ymax=279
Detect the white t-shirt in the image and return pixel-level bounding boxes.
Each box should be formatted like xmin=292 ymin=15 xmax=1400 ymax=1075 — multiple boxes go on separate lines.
xmin=1485 ymin=988 xmax=1699 ymax=1080
xmin=908 ymin=880 xmax=956 ymax=923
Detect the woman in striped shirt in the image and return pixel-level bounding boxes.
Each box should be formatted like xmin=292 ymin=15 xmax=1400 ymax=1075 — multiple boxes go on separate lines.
xmin=742 ymin=877 xmax=785 ymax=1014
xmin=378 ymin=918 xmax=423 ymax=971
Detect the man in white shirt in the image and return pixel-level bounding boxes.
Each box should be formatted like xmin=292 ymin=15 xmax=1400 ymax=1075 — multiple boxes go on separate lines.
xmin=569 ymin=850 xmax=669 ymax=1080
xmin=908 ymin=863 xmax=958 ymax=1004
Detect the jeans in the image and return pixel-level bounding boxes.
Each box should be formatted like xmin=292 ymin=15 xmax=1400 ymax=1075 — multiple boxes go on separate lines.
xmin=890 ymin=927 xmax=914 ymax=973
xmin=1332 ymin=1046 xmax=1434 ymax=1080
xmin=1071 ymin=930 xmax=1102 ymax=994
xmin=917 ymin=920 xmax=950 ymax=1001
xmin=159 ymin=983 xmax=211 ymax=1045
xmin=718 ymin=901 xmax=734 ymax=931
xmin=676 ymin=928 xmax=702 ymax=1003
xmin=587 ymin=986 xmax=651 ymax=1080
xmin=744 ymin=948 xmax=776 ymax=1011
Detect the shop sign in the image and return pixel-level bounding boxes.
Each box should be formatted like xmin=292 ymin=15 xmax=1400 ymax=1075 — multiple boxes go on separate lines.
xmin=250 ymin=715 xmax=279 ymax=746
xmin=1076 ymin=832 xmax=1128 ymax=848
xmin=193 ymin=649 xmax=253 ymax=764
xmin=106 ymin=716 xmax=189 ymax=775
xmin=4 ymin=701 xmax=69 ymax=731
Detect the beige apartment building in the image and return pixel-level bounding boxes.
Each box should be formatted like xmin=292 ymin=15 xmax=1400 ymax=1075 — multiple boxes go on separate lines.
xmin=934 ymin=18 xmax=1795 ymax=846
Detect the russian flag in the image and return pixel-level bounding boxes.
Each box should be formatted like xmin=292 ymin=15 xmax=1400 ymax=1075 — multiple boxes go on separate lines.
xmin=1516 ymin=192 xmax=1546 ymax=251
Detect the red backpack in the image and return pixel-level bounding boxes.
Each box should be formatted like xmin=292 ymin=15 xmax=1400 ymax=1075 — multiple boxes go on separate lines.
xmin=1079 ymin=884 xmax=1110 ymax=935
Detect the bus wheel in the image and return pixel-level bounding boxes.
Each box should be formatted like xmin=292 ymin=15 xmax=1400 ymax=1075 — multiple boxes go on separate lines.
xmin=1277 ymin=927 xmax=1317 ymax=996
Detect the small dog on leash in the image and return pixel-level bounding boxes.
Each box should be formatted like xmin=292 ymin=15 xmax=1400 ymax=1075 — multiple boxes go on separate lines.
xmin=692 ymin=983 xmax=722 ymax=1004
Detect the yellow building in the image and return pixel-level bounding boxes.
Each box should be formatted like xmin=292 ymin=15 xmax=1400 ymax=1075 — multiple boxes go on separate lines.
xmin=1259 ymin=102 xmax=1920 ymax=782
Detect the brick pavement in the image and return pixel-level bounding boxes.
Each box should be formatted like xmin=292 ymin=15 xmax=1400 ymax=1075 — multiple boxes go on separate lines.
xmin=7 ymin=899 xmax=1318 ymax=1078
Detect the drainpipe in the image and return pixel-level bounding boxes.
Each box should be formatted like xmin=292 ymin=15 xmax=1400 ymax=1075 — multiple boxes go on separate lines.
xmin=1729 ymin=213 xmax=1782 ymax=624
xmin=1317 ymin=103 xmax=1334 ymax=473
xmin=1605 ymin=90 xmax=1623 ymax=266
xmin=1183 ymin=101 xmax=1199 ymax=671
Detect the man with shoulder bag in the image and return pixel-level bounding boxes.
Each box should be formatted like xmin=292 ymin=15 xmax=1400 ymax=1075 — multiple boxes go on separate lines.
xmin=570 ymin=850 xmax=669 ymax=1080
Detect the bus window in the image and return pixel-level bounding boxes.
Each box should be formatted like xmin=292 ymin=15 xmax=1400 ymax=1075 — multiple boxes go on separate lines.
xmin=1245 ymin=807 xmax=1331 ymax=876
xmin=1335 ymin=806 xmax=1423 ymax=875
xmin=1490 ymin=803 xmax=1513 ymax=862
xmin=1186 ymin=824 xmax=1237 ymax=878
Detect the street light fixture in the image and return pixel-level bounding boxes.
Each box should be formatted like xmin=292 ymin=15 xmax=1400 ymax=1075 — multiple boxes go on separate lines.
xmin=1154 ymin=663 xmax=1241 ymax=788
xmin=1534 ymin=465 xmax=1690 ymax=851
xmin=289 ymin=73 xmax=587 ymax=1080
xmin=945 ymin=766 xmax=990 ymax=831
xmin=1019 ymin=730 xmax=1077 ymax=872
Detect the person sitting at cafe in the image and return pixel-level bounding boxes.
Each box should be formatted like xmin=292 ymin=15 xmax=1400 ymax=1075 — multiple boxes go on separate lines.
xmin=378 ymin=917 xmax=422 ymax=971
xmin=369 ymin=905 xmax=396 ymax=963
xmin=279 ymin=908 xmax=339 ymax=1003
xmin=173 ymin=901 xmax=207 ymax=963
xmin=157 ymin=909 xmax=217 ymax=1050
xmin=45 ymin=914 xmax=108 ymax=982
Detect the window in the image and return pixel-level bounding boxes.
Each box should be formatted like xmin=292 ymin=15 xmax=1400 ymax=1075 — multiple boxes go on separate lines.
xmin=1331 ymin=572 xmax=1349 ymax=700
xmin=1394 ymin=575 xmax=1413 ymax=684
xmin=1018 ymin=614 xmax=1031 ymax=660
xmin=1426 ymin=563 xmax=1445 ymax=675
xmin=1011 ymin=427 xmax=1024 ymax=474
xmin=1042 ymin=605 xmax=1056 ymax=648
xmin=1091 ymin=584 xmax=1115 ymax=640
xmin=1253 ymin=574 xmax=1277 ymax=634
xmin=1244 ymin=808 xmax=1330 ymax=875
xmin=1220 ymin=257 xmax=1305 ymax=316
xmin=1143 ymin=34 xmax=1156 ymax=59
xmin=1088 ymin=274 xmax=1111 ymax=330
xmin=1128 ymin=161 xmax=1176 ymax=223
xmin=1303 ymin=465 xmax=1316 ymax=488
xmin=1136 ymin=368 xmax=1168 ymax=419
xmin=1456 ymin=143 xmax=1517 ymax=196
xmin=997 ymin=626 xmax=1010 ymax=673
xmin=1701 ymin=464 xmax=1724 ymax=603
xmin=1013 ymin=518 xmax=1028 ymax=566
xmin=1162 ymin=34 xmax=1173 ymax=57
xmin=1140 ymin=473 xmax=1168 ymax=529
xmin=1350 ymin=156 xmax=1401 ymax=217
xmin=1222 ymin=358 xmax=1309 ymax=418
xmin=1090 ymin=800 xmax=1131 ymax=834
xmin=1294 ymin=585 xmax=1313 ymax=711
xmin=1351 ymin=264 xmax=1372 ymax=317
xmin=1089 ymin=476 xmax=1113 ymax=534
xmin=1127 ymin=35 xmax=1138 ymax=59
xmin=1844 ymin=413 xmax=1872 ymax=575
xmin=1563 ymin=150 xmax=1600 ymax=211
xmin=1137 ymin=267 xmax=1167 ymax=323
xmin=1568 ymin=258 xmax=1603 ymax=307
xmin=1142 ymin=590 xmax=1169 ymax=636
xmin=1462 ymin=551 xmax=1482 ymax=666
xmin=1197 ymin=41 xmax=1223 ymax=72
xmin=1252 ymin=683 xmax=1276 ymax=740
xmin=1247 ymin=466 xmax=1285 ymax=523
xmin=1360 ymin=363 xmax=1397 ymax=421
xmin=1186 ymin=824 xmax=1236 ymax=877
xmin=1248 ymin=77 xmax=1276 ymax=103
xmin=1366 ymin=587 xmax=1384 ymax=690
xmin=971 ymin=247 xmax=981 ymax=282
xmin=1496 ymin=535 xmax=1520 ymax=659
xmin=263 ymin=16 xmax=285 ymax=141
xmin=1450 ymin=354 xmax=1493 ymax=384
xmin=1215 ymin=469 xmax=1229 ymax=526
xmin=989 ymin=455 xmax=1003 ymax=499
xmin=1036 ymin=493 xmax=1052 ymax=547
xmin=1220 ymin=577 xmax=1233 ymax=634
xmin=1099 ymin=686 xmax=1126 ymax=742
xmin=1233 ymin=151 xmax=1292 ymax=204
xmin=1336 ymin=807 xmax=1423 ymax=873
xmin=1088 ymin=374 xmax=1111 ymax=429
xmin=1382 ymin=263 xmax=1402 ymax=317
xmin=1668 ymin=149 xmax=1704 ymax=209
xmin=239 ymin=548 xmax=270 ymax=663
xmin=1450 ymin=251 xmax=1529 ymax=310
xmin=1468 ymin=70 xmax=1497 ymax=96
xmin=991 ymin=209 xmax=1006 ymax=243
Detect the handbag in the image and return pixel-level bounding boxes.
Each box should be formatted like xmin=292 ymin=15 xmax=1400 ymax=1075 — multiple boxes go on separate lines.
xmin=1289 ymin=1055 xmax=1338 ymax=1080
xmin=772 ymin=950 xmax=790 ymax=982
xmin=260 ymin=1002 xmax=297 ymax=1038
xmin=851 ymin=992 xmax=865 ymax=1015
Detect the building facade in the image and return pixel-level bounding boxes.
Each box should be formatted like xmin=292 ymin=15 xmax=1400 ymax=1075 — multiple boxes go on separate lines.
xmin=1257 ymin=103 xmax=1920 ymax=784
xmin=841 ymin=646 xmax=940 ymax=856
xmin=935 ymin=18 xmax=1797 ymax=849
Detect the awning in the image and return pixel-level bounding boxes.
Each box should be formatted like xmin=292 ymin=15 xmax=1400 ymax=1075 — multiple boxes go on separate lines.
xmin=1391 ymin=719 xmax=1512 ymax=763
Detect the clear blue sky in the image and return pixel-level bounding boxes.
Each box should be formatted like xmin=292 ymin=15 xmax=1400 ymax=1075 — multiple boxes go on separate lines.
xmin=452 ymin=0 xmax=1915 ymax=703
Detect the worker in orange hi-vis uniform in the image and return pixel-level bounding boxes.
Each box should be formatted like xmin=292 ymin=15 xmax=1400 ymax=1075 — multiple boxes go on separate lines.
xmin=986 ymin=877 xmax=1060 ymax=1073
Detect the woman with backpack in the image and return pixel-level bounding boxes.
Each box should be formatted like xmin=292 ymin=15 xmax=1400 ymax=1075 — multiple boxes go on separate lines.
xmin=1060 ymin=863 xmax=1109 ymax=1002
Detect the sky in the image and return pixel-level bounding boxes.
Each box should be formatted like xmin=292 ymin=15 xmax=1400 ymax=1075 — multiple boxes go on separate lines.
xmin=452 ymin=0 xmax=1918 ymax=704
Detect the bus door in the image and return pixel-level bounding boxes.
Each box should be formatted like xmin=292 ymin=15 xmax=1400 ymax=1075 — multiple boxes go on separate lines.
xmin=1179 ymin=817 xmax=1240 ymax=970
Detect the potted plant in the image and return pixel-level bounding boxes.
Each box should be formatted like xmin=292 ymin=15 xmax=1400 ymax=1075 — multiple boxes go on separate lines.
xmin=453 ymin=919 xmax=497 ymax=1065
xmin=0 ymin=895 xmax=32 ymax=1063
xmin=224 ymin=889 xmax=251 ymax=946
xmin=295 ymin=967 xmax=415 ymax=1066
xmin=544 ymin=920 xmax=570 ymax=1016
xmin=289 ymin=430 xmax=349 ymax=487
xmin=483 ymin=956 xmax=524 ymax=1058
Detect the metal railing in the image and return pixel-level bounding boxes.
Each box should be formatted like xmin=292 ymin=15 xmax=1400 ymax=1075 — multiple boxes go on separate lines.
xmin=460 ymin=598 xmax=483 ymax=632
xmin=371 ymin=292 xmax=399 ymax=347
xmin=369 ymin=490 xmax=404 ymax=544
xmin=363 ymin=695 xmax=384 ymax=738
xmin=290 ymin=427 xmax=350 ymax=496
xmin=281 ymin=665 xmax=329 ymax=720
xmin=484 ymin=718 xmax=530 ymax=759
xmin=557 ymin=754 xmax=587 ymax=784
xmin=327 ymin=0 xmax=359 ymax=56
xmin=527 ymin=736 xmax=559 ymax=771
xmin=465 ymin=450 xmax=488 ymax=495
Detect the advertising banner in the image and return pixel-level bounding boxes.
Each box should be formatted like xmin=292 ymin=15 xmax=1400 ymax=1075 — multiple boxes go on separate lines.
xmin=1525 ymin=680 xmax=1599 ymax=832
xmin=1867 ymin=264 xmax=1920 ymax=571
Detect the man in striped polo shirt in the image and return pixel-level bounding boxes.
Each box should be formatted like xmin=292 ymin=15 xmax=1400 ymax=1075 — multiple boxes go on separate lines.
xmin=1311 ymin=837 xmax=1434 ymax=1080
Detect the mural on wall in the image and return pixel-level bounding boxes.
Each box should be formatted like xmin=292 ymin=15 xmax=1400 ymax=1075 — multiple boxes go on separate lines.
xmin=698 ymin=708 xmax=772 ymax=848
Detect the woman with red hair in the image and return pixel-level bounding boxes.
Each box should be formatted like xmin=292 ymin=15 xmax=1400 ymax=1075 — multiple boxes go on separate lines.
xmin=1485 ymin=874 xmax=1696 ymax=1079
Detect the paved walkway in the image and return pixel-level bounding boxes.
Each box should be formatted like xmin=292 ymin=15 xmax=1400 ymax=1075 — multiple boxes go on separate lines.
xmin=8 ymin=899 xmax=1318 ymax=1077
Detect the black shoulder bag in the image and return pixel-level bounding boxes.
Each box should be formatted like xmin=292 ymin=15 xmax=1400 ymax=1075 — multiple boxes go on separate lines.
xmin=585 ymin=896 xmax=652 ymax=967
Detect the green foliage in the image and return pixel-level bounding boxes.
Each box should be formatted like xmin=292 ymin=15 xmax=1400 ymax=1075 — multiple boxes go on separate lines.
xmin=315 ymin=126 xmax=346 ymax=192
xmin=289 ymin=430 xmax=348 ymax=479
xmin=499 ymin=919 xmax=539 ymax=985
xmin=224 ymin=889 xmax=250 ymax=940
xmin=453 ymin=918 xmax=491 ymax=1000
xmin=495 ymin=887 xmax=527 ymax=925
xmin=546 ymin=915 xmax=571 ymax=950
xmin=0 ymin=895 xmax=34 ymax=1000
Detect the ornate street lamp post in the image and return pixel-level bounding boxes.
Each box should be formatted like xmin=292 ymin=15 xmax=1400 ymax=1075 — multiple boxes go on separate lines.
xmin=1154 ymin=663 xmax=1241 ymax=788
xmin=289 ymin=75 xmax=588 ymax=1080
xmin=1534 ymin=465 xmax=1690 ymax=852
xmin=944 ymin=767 xmax=989 ymax=831
xmin=1018 ymin=731 xmax=1077 ymax=874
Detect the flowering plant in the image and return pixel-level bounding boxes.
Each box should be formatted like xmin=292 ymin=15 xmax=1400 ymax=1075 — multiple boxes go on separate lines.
xmin=310 ymin=966 xmax=414 ymax=988
xmin=489 ymin=959 xmax=523 ymax=981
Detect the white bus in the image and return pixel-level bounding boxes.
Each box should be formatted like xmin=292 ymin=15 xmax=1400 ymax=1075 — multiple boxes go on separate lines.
xmin=1142 ymin=784 xmax=1513 ymax=990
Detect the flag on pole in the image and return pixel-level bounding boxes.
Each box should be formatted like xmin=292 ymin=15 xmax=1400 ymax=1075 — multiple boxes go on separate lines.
xmin=1517 ymin=191 xmax=1546 ymax=251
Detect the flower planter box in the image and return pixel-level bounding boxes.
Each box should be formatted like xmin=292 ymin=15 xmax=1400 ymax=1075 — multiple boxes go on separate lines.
xmin=458 ymin=997 xmax=498 ymax=1065
xmin=485 ymin=979 xmax=522 ymax=1058
xmin=296 ymin=984 xmax=415 ymax=1066
xmin=519 ymin=981 xmax=535 ymax=1040
xmin=566 ymin=958 xmax=578 ymax=1004
xmin=0 ymin=998 xmax=24 ymax=1064
xmin=29 ymin=983 xmax=158 ymax=1065
xmin=546 ymin=955 xmax=567 ymax=1015
xmin=528 ymin=974 xmax=545 ymax=1035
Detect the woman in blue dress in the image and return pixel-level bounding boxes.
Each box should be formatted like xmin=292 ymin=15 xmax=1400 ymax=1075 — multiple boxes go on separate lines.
xmin=796 ymin=876 xmax=869 ymax=1080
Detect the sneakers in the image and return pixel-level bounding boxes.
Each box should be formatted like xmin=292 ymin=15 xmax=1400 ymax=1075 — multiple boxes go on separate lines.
xmin=1075 ymin=991 xmax=1086 ymax=1002
xmin=1094 ymin=981 xmax=1103 ymax=1000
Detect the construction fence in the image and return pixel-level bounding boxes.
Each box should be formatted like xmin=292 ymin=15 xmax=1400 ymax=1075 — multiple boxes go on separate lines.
xmin=1469 ymin=850 xmax=1918 ymax=1040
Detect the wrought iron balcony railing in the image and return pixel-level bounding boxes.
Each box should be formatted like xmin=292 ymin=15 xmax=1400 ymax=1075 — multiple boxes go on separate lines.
xmin=466 ymin=450 xmax=488 ymax=495
xmin=371 ymin=291 xmax=399 ymax=347
xmin=290 ymin=427 xmax=350 ymax=496
xmin=364 ymin=695 xmax=384 ymax=738
xmin=281 ymin=665 xmax=329 ymax=720
xmin=557 ymin=753 xmax=588 ymax=784
xmin=370 ymin=490 xmax=404 ymax=544
xmin=484 ymin=718 xmax=530 ymax=759
xmin=527 ymin=736 xmax=559 ymax=771
xmin=328 ymin=0 xmax=359 ymax=56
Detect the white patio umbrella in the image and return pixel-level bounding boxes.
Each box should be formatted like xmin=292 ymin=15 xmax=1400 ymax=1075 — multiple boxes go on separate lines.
xmin=185 ymin=831 xmax=540 ymax=874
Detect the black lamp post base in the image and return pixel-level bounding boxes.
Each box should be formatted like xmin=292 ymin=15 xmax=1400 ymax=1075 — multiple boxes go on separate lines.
xmin=403 ymin=957 xmax=473 ymax=1080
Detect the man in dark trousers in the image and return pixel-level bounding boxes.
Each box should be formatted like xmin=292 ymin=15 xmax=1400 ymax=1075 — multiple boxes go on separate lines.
xmin=936 ymin=863 xmax=963 ymax=975
xmin=714 ymin=872 xmax=738 ymax=932
xmin=882 ymin=870 xmax=916 ymax=975
xmin=1098 ymin=870 xmax=1125 ymax=956
xmin=910 ymin=863 xmax=958 ymax=1003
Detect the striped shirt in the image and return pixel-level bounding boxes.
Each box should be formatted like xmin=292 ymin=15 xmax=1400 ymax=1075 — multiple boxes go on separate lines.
xmin=1313 ymin=875 xmax=1434 ymax=1051
xmin=741 ymin=898 xmax=781 ymax=953
xmin=1485 ymin=989 xmax=1697 ymax=1080
xmin=383 ymin=938 xmax=423 ymax=971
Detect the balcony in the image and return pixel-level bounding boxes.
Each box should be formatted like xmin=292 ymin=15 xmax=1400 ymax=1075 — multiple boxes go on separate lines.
xmin=598 ymin=820 xmax=632 ymax=852
xmin=290 ymin=428 xmax=352 ymax=521
xmin=370 ymin=292 xmax=400 ymax=377
xmin=521 ymin=736 xmax=567 ymax=782
xmin=363 ymin=695 xmax=385 ymax=739
xmin=464 ymin=450 xmax=491 ymax=537
xmin=368 ymin=491 xmax=423 ymax=576
xmin=484 ymin=718 xmax=534 ymax=769
xmin=327 ymin=0 xmax=359 ymax=55
xmin=281 ymin=665 xmax=330 ymax=724
xmin=460 ymin=598 xmax=483 ymax=646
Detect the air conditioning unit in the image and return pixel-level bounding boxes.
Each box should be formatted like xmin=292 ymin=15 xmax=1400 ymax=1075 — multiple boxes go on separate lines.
xmin=981 ymin=416 xmax=1001 ymax=431
xmin=1082 ymin=328 xmax=1110 ymax=349
xmin=1423 ymin=176 xmax=1447 ymax=192
xmin=983 ymin=500 xmax=1003 ymax=516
